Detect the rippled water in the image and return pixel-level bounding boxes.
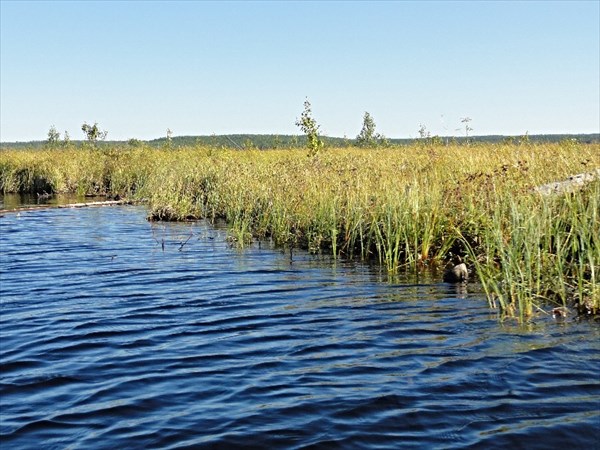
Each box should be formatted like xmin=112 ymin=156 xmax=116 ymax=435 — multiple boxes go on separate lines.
xmin=1 ymin=205 xmax=599 ymax=449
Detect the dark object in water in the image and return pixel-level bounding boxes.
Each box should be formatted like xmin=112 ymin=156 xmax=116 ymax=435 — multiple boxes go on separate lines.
xmin=444 ymin=263 xmax=468 ymax=283
xmin=552 ymin=307 xmax=569 ymax=319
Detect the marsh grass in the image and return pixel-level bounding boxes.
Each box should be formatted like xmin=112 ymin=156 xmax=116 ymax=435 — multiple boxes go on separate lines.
xmin=463 ymin=180 xmax=599 ymax=321
xmin=2 ymin=142 xmax=598 ymax=321
xmin=0 ymin=146 xmax=156 ymax=197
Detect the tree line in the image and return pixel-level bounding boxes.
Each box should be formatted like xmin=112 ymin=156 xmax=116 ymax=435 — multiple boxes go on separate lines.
xmin=1 ymin=101 xmax=599 ymax=150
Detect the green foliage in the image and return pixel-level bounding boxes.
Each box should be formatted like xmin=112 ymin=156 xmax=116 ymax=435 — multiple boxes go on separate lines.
xmin=46 ymin=126 xmax=60 ymax=147
xmin=295 ymin=99 xmax=324 ymax=157
xmin=128 ymin=138 xmax=143 ymax=147
xmin=417 ymin=124 xmax=444 ymax=147
xmin=243 ymin=138 xmax=257 ymax=150
xmin=81 ymin=122 xmax=108 ymax=145
xmin=3 ymin=132 xmax=599 ymax=151
xmin=430 ymin=136 xmax=443 ymax=146
xmin=356 ymin=112 xmax=387 ymax=147
xmin=356 ymin=112 xmax=377 ymax=147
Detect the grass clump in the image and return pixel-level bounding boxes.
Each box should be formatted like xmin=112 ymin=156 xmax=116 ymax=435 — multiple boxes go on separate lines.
xmin=1 ymin=142 xmax=598 ymax=321
xmin=0 ymin=146 xmax=156 ymax=197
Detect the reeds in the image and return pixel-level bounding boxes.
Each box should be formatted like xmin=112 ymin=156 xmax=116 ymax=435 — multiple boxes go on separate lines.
xmin=0 ymin=145 xmax=156 ymax=196
xmin=2 ymin=142 xmax=598 ymax=321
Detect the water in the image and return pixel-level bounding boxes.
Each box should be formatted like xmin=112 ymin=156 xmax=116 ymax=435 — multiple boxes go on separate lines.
xmin=0 ymin=193 xmax=108 ymax=211
xmin=1 ymin=205 xmax=599 ymax=449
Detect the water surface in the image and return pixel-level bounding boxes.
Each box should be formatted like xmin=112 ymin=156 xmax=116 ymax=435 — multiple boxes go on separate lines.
xmin=1 ymin=206 xmax=599 ymax=449
xmin=0 ymin=193 xmax=107 ymax=211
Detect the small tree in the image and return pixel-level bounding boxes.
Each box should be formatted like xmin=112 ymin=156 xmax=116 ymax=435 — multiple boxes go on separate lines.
xmin=356 ymin=112 xmax=387 ymax=147
xmin=81 ymin=122 xmax=108 ymax=145
xmin=295 ymin=98 xmax=324 ymax=157
xmin=47 ymin=125 xmax=60 ymax=146
xmin=417 ymin=124 xmax=443 ymax=146
xmin=356 ymin=112 xmax=376 ymax=147
xmin=418 ymin=123 xmax=430 ymax=140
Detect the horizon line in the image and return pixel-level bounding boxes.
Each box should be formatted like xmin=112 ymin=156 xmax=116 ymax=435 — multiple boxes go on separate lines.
xmin=2 ymin=131 xmax=600 ymax=145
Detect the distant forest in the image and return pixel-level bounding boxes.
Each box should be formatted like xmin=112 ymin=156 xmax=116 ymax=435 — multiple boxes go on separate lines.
xmin=2 ymin=133 xmax=599 ymax=150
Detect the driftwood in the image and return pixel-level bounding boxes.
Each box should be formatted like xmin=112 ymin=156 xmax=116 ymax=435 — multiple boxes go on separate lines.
xmin=0 ymin=200 xmax=131 ymax=214
xmin=534 ymin=168 xmax=600 ymax=196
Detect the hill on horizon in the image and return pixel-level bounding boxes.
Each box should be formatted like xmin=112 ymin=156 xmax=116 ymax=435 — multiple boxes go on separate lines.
xmin=2 ymin=132 xmax=599 ymax=149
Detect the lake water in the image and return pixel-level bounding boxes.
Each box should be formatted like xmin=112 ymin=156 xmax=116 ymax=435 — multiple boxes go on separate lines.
xmin=1 ymin=204 xmax=599 ymax=449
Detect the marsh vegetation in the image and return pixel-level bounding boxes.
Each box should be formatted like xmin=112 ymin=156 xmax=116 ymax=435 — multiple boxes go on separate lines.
xmin=1 ymin=141 xmax=598 ymax=321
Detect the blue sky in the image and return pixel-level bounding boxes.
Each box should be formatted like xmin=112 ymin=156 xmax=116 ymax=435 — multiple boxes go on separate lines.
xmin=1 ymin=0 xmax=599 ymax=142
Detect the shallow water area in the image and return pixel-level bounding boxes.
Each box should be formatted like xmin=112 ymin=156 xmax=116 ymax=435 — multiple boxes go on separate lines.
xmin=0 ymin=205 xmax=599 ymax=449
xmin=0 ymin=193 xmax=109 ymax=211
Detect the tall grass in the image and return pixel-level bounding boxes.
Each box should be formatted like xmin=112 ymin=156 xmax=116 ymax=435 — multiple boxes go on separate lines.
xmin=0 ymin=145 xmax=156 ymax=196
xmin=1 ymin=142 xmax=598 ymax=321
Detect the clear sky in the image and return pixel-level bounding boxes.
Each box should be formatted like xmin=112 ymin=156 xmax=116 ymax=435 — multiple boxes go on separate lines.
xmin=1 ymin=0 xmax=599 ymax=142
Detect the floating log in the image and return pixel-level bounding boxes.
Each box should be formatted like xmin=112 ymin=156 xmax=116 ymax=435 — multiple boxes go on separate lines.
xmin=0 ymin=200 xmax=131 ymax=214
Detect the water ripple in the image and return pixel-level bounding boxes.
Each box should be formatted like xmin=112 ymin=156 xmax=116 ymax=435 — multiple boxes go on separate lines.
xmin=1 ymin=206 xmax=599 ymax=449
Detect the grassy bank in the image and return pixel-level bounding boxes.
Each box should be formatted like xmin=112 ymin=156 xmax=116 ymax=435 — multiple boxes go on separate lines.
xmin=1 ymin=142 xmax=599 ymax=321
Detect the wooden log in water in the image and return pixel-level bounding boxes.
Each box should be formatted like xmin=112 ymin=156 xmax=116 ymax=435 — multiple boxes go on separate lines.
xmin=0 ymin=200 xmax=132 ymax=214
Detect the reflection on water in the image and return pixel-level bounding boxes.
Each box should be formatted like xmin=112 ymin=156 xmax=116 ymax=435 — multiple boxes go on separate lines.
xmin=0 ymin=193 xmax=107 ymax=211
xmin=1 ymin=206 xmax=599 ymax=449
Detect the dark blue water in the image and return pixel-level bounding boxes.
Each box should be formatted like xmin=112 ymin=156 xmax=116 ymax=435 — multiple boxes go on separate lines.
xmin=1 ymin=206 xmax=599 ymax=449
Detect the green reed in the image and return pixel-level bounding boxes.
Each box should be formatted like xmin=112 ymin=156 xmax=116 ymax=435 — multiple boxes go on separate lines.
xmin=1 ymin=142 xmax=598 ymax=321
